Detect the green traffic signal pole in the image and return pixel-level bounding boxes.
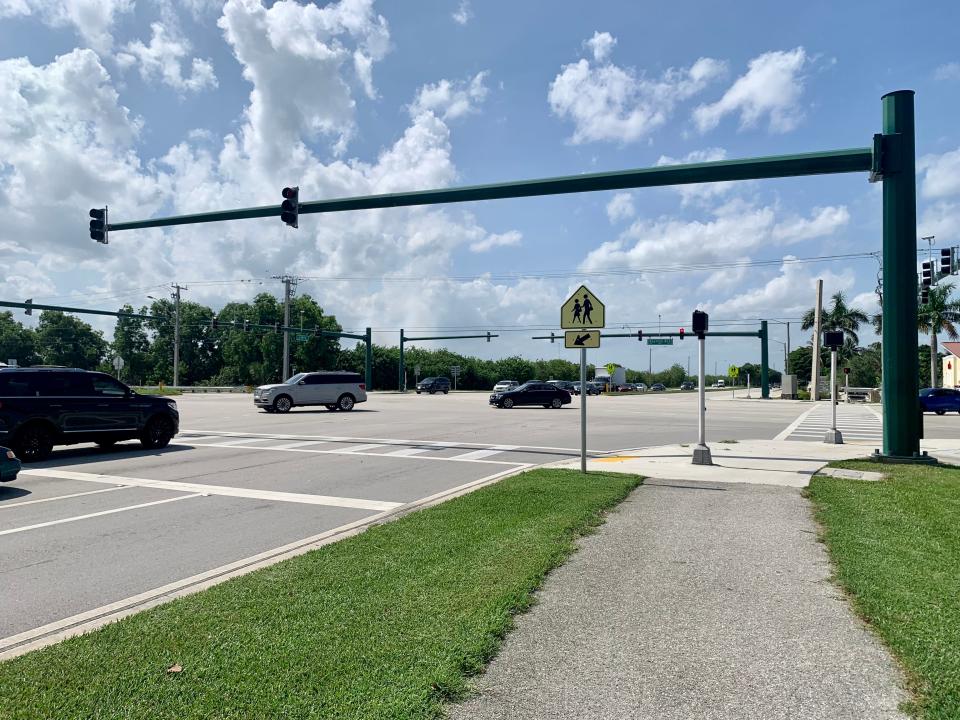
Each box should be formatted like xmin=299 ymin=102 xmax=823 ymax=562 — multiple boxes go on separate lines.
xmin=0 ymin=300 xmax=155 ymax=320
xmin=534 ymin=327 xmax=770 ymax=398
xmin=97 ymin=91 xmax=921 ymax=458
xmin=398 ymin=330 xmax=498 ymax=392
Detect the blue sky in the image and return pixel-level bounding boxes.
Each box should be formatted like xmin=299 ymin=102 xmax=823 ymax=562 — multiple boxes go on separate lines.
xmin=1 ymin=0 xmax=959 ymax=372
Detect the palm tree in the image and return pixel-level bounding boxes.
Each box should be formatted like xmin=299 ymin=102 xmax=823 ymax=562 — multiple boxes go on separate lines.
xmin=802 ymin=291 xmax=870 ymax=345
xmin=918 ymin=282 xmax=960 ymax=388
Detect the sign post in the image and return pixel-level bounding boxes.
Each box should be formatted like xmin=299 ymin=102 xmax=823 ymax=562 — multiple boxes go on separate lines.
xmin=844 ymin=367 xmax=850 ymax=403
xmin=693 ymin=310 xmax=712 ymax=465
xmin=450 ymin=365 xmax=461 ymax=391
xmin=561 ymin=284 xmax=605 ymax=473
xmin=824 ymin=330 xmax=844 ymax=444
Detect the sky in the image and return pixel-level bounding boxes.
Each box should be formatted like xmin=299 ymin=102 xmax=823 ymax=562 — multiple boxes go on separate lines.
xmin=1 ymin=0 xmax=959 ymax=373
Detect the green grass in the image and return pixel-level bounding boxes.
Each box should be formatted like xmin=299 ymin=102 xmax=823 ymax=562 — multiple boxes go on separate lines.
xmin=0 ymin=469 xmax=640 ymax=720
xmin=133 ymin=387 xmax=183 ymax=396
xmin=807 ymin=460 xmax=960 ymax=719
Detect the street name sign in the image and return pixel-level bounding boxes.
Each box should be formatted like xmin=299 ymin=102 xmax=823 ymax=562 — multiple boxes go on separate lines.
xmin=565 ymin=330 xmax=600 ymax=348
xmin=561 ymin=285 xmax=605 ymax=329
xmin=647 ymin=338 xmax=673 ymax=346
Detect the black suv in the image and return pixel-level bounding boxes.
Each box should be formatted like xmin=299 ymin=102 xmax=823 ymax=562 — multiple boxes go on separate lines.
xmin=416 ymin=377 xmax=451 ymax=394
xmin=0 ymin=368 xmax=179 ymax=462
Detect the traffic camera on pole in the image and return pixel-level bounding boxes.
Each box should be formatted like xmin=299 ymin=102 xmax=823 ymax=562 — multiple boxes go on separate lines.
xmin=280 ymin=186 xmax=299 ymax=228
xmin=89 ymin=207 xmax=108 ymax=244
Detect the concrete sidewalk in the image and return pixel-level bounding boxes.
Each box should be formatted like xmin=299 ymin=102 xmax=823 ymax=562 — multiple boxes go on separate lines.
xmin=449 ymin=441 xmax=912 ymax=719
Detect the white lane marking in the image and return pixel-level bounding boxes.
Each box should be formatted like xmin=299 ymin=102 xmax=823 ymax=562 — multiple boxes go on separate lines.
xmin=188 ymin=442 xmax=523 ymax=466
xmin=448 ymin=445 xmax=519 ymax=461
xmin=383 ymin=447 xmax=432 ymax=457
xmin=267 ymin=440 xmax=327 ymax=449
xmin=1 ymin=463 xmax=532 ymax=660
xmin=774 ymin=404 xmax=820 ymax=440
xmin=183 ymin=428 xmax=581 ymax=453
xmin=0 ymin=485 xmax=130 ymax=510
xmin=176 ymin=435 xmax=227 ymax=444
xmin=206 ymin=437 xmax=267 ymax=447
xmin=338 ymin=443 xmax=386 ymax=453
xmin=20 ymin=469 xmax=402 ymax=512
xmin=0 ymin=494 xmax=202 ymax=537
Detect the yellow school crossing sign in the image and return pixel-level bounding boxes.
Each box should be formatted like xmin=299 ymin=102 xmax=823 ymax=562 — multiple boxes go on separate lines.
xmin=561 ymin=285 xmax=605 ymax=330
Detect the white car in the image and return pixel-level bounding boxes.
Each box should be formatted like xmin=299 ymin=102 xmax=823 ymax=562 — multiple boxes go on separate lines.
xmin=493 ymin=380 xmax=519 ymax=393
xmin=254 ymin=372 xmax=367 ymax=413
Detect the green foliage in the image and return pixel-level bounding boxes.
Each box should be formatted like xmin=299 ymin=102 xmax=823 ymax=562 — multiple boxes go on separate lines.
xmin=35 ymin=311 xmax=108 ymax=369
xmin=111 ymin=305 xmax=151 ymax=384
xmin=802 ymin=290 xmax=870 ymax=346
xmin=0 ymin=311 xmax=39 ymax=366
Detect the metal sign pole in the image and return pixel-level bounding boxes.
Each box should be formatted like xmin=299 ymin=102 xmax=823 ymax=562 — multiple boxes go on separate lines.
xmin=693 ymin=334 xmax=712 ymax=465
xmin=824 ymin=348 xmax=843 ymax=444
xmin=581 ymin=347 xmax=587 ymax=473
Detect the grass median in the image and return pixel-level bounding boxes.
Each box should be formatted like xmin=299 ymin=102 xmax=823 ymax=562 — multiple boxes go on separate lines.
xmin=807 ymin=460 xmax=960 ymax=720
xmin=0 ymin=468 xmax=640 ymax=720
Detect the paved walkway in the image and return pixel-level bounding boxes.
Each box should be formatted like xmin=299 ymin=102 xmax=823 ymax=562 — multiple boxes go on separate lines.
xmin=449 ymin=441 xmax=912 ymax=719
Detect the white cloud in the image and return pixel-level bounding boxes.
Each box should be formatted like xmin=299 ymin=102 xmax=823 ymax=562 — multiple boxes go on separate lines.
xmin=852 ymin=291 xmax=880 ymax=316
xmin=116 ymin=23 xmax=218 ymax=94
xmin=935 ymin=62 xmax=960 ymax=81
xmin=470 ymin=230 xmax=522 ymax=253
xmin=585 ymin=31 xmax=616 ymax=63
xmin=548 ymin=35 xmax=726 ymax=144
xmin=451 ymin=0 xmax=471 ymax=25
xmin=693 ymin=47 xmax=808 ymax=133
xmin=919 ymin=147 xmax=960 ymax=199
xmin=656 ymin=147 xmax=732 ymax=204
xmin=771 ymin=206 xmax=850 ymax=243
xmin=0 ymin=0 xmax=134 ymax=53
xmin=606 ymin=193 xmax=635 ymax=223
xmin=410 ymin=71 xmax=489 ymax=121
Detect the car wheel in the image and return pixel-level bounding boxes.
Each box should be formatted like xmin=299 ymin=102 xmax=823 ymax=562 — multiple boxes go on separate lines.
xmin=416 ymin=391 xmax=421 ymax=394
xmin=443 ymin=389 xmax=449 ymax=394
xmin=936 ymin=409 xmax=946 ymax=415
xmin=551 ymin=398 xmax=562 ymax=409
xmin=273 ymin=395 xmax=293 ymax=413
xmin=14 ymin=424 xmax=54 ymax=462
xmin=337 ymin=394 xmax=356 ymax=411
xmin=502 ymin=398 xmax=514 ymax=409
xmin=325 ymin=404 xmax=338 ymax=411
xmin=429 ymin=390 xmax=436 ymax=395
xmin=140 ymin=416 xmax=174 ymax=450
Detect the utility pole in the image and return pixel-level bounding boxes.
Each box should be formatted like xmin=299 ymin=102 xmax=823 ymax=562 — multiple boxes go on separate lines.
xmin=273 ymin=274 xmax=300 ymax=381
xmin=786 ymin=322 xmax=791 ymax=374
xmin=172 ymin=284 xmax=185 ymax=387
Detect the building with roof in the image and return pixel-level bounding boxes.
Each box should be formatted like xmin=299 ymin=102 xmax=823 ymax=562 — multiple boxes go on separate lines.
xmin=941 ymin=342 xmax=960 ymax=388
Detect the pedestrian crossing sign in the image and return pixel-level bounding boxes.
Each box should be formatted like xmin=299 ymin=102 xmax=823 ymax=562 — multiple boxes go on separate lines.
xmin=561 ymin=285 xmax=605 ymax=330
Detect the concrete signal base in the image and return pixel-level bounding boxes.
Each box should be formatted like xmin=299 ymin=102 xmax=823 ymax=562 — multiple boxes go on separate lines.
xmin=823 ymin=429 xmax=844 ymax=444
xmin=692 ymin=444 xmax=713 ymax=465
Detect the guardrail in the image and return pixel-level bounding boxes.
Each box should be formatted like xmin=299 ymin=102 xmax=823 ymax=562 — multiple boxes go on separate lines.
xmin=136 ymin=386 xmax=251 ymax=394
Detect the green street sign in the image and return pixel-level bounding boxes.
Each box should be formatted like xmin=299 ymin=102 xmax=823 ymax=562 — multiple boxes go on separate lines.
xmin=296 ymin=333 xmax=310 ymax=342
xmin=647 ymin=338 xmax=673 ymax=346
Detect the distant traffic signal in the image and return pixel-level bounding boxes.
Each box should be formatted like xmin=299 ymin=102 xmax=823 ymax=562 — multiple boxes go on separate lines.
xmin=314 ymin=325 xmax=322 ymax=337
xmin=210 ymin=315 xmax=219 ymax=330
xmin=243 ymin=319 xmax=250 ymax=332
xmin=89 ymin=207 xmax=108 ymax=244
xmin=281 ymin=186 xmax=299 ymax=228
xmin=921 ymin=287 xmax=930 ymax=304
xmin=941 ymin=248 xmax=954 ymax=277
xmin=921 ymin=260 xmax=933 ymax=287
xmin=636 ymin=329 xmax=643 ymax=341
xmin=24 ymin=298 xmax=32 ymax=316
xmin=486 ymin=331 xmax=492 ymax=342
xmin=678 ymin=328 xmax=685 ymax=340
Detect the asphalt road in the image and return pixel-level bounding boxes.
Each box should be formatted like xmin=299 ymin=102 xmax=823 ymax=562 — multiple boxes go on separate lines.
xmin=2 ymin=391 xmax=959 ymax=656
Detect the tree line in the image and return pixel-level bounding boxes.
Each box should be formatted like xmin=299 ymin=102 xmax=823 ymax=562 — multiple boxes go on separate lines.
xmin=0 ymin=292 xmax=780 ymax=391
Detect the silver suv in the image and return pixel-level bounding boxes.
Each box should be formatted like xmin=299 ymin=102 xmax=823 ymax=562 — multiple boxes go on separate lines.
xmin=254 ymin=372 xmax=367 ymax=413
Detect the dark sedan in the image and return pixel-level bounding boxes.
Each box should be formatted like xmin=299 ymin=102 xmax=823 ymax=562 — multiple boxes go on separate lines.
xmin=919 ymin=387 xmax=960 ymax=415
xmin=651 ymin=383 xmax=667 ymax=391
xmin=1 ymin=446 xmax=21 ymax=482
xmin=490 ymin=381 xmax=572 ymax=409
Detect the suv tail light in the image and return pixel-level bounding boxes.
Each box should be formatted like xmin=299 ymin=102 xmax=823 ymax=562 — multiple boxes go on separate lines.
xmin=359 ymin=383 xmax=366 ymax=391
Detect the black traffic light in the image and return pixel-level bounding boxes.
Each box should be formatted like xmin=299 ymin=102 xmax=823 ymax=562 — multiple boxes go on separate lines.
xmin=692 ymin=310 xmax=708 ymax=337
xmin=210 ymin=315 xmax=219 ymax=330
xmin=921 ymin=287 xmax=930 ymax=304
xmin=922 ymin=260 xmax=933 ymax=287
xmin=678 ymin=327 xmax=685 ymax=340
xmin=823 ymin=330 xmax=844 ymax=349
xmin=941 ymin=248 xmax=954 ymax=277
xmin=315 ymin=325 xmax=322 ymax=337
xmin=636 ymin=329 xmax=643 ymax=341
xmin=243 ymin=319 xmax=250 ymax=332
xmin=486 ymin=331 xmax=492 ymax=342
xmin=89 ymin=207 xmax=108 ymax=244
xmin=24 ymin=298 xmax=32 ymax=316
xmin=281 ymin=186 xmax=299 ymax=228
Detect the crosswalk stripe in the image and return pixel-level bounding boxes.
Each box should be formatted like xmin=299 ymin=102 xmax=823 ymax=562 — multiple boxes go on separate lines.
xmin=338 ymin=443 xmax=386 ymax=453
xmin=383 ymin=447 xmax=432 ymax=457
xmin=267 ymin=440 xmax=326 ymax=449
xmin=448 ymin=445 xmax=518 ymax=461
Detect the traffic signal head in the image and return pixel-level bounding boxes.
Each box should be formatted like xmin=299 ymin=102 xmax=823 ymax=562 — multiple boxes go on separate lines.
xmin=24 ymin=298 xmax=32 ymax=316
xmin=315 ymin=325 xmax=322 ymax=337
xmin=210 ymin=315 xmax=219 ymax=330
xmin=692 ymin=310 xmax=708 ymax=337
xmin=636 ymin=329 xmax=643 ymax=341
xmin=941 ymin=248 xmax=954 ymax=276
xmin=281 ymin=186 xmax=299 ymax=228
xmin=243 ymin=319 xmax=250 ymax=332
xmin=678 ymin=327 xmax=685 ymax=340
xmin=89 ymin=207 xmax=108 ymax=244
xmin=487 ymin=331 xmax=492 ymax=342
xmin=922 ymin=260 xmax=933 ymax=287
xmin=921 ymin=287 xmax=930 ymax=304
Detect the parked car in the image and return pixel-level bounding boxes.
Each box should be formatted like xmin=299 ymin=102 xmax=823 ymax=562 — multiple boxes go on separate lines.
xmin=650 ymin=383 xmax=667 ymax=392
xmin=549 ymin=380 xmax=577 ymax=392
xmin=0 ymin=367 xmax=179 ymax=462
xmin=919 ymin=387 xmax=960 ymax=415
xmin=615 ymin=384 xmax=634 ymax=392
xmin=490 ymin=381 xmax=572 ymax=409
xmin=0 ymin=447 xmax=21 ymax=482
xmin=635 ymin=383 xmax=647 ymax=392
xmin=680 ymin=381 xmax=695 ymax=391
xmin=255 ymin=372 xmax=366 ymax=413
xmin=570 ymin=382 xmax=601 ymax=396
xmin=416 ymin=377 xmax=451 ymax=395
xmin=493 ymin=380 xmax=519 ymax=393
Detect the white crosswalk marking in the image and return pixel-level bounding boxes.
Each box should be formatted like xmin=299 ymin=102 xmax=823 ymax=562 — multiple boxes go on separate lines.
xmin=779 ymin=403 xmax=883 ymax=443
xmin=448 ymin=445 xmax=519 ymax=461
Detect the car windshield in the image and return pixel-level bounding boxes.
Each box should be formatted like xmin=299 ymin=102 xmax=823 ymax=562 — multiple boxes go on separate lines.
xmin=285 ymin=373 xmax=307 ymax=384
xmin=421 ymin=377 xmax=436 ymax=382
